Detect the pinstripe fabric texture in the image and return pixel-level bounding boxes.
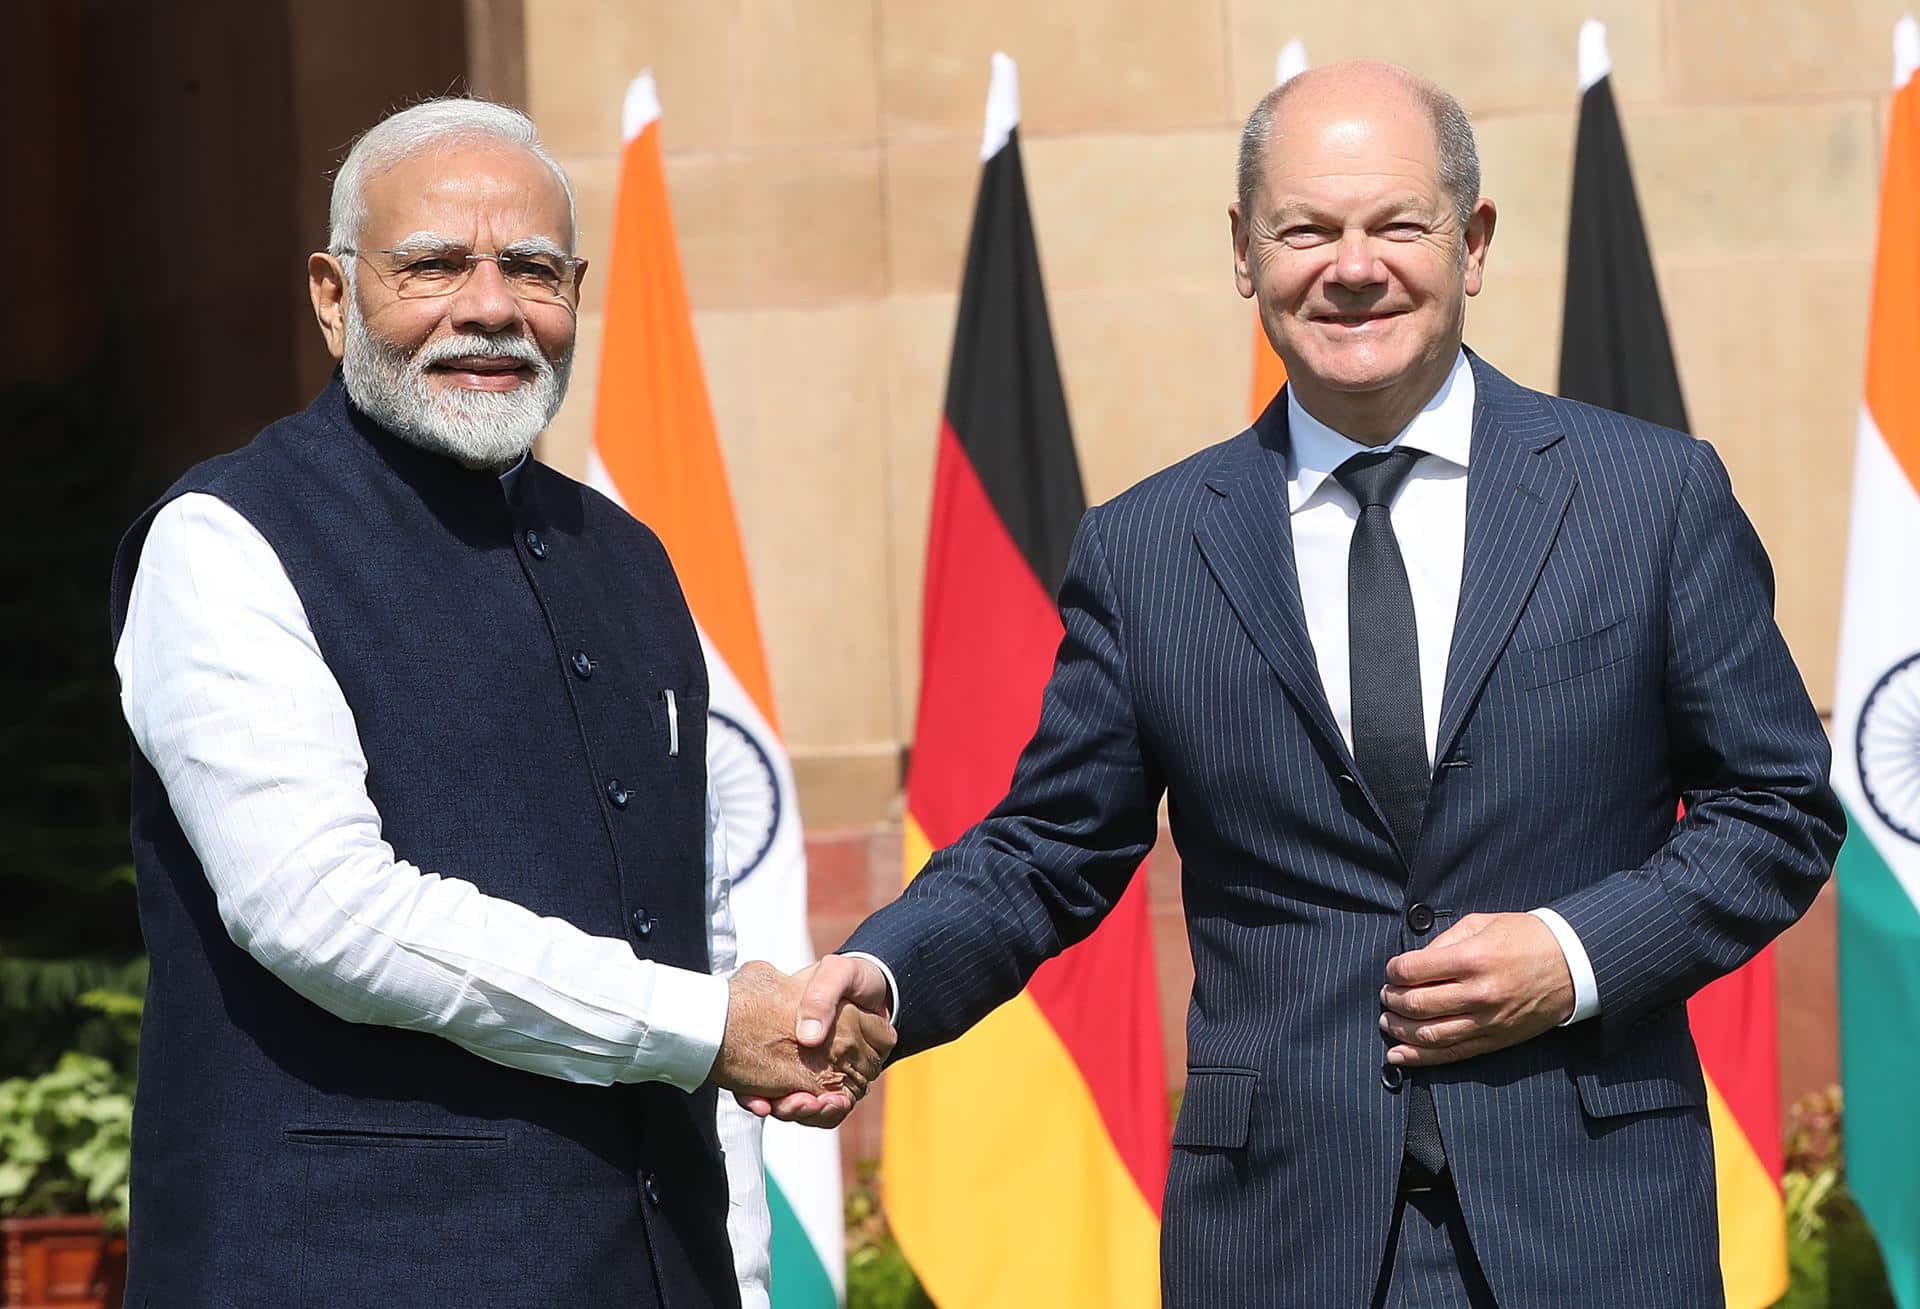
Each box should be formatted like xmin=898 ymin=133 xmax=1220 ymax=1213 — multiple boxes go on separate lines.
xmin=844 ymin=355 xmax=1842 ymax=1307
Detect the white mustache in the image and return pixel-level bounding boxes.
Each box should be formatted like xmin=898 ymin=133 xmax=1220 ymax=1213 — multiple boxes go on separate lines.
xmin=414 ymin=334 xmax=549 ymax=372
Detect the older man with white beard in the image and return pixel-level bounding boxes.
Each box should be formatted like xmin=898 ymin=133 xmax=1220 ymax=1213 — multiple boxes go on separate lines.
xmin=107 ymin=98 xmax=891 ymax=1308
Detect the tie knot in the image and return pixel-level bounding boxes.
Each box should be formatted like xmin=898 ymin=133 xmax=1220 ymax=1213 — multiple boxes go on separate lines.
xmin=1334 ymin=447 xmax=1423 ymax=509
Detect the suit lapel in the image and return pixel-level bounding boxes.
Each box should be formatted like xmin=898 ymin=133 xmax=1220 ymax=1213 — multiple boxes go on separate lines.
xmin=1193 ymin=413 xmax=1382 ymax=825
xmin=1434 ymin=360 xmax=1577 ymax=767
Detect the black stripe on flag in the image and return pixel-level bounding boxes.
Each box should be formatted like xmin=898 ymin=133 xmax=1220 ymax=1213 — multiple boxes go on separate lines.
xmin=1557 ymin=75 xmax=1691 ymax=435
xmin=944 ymin=127 xmax=1086 ymax=596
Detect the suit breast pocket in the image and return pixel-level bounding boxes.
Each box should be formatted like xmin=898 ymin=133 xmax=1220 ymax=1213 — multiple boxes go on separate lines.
xmin=1514 ymin=618 xmax=1633 ymax=691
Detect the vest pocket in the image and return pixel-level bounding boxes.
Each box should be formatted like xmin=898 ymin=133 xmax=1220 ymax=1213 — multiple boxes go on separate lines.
xmin=285 ymin=1124 xmax=507 ymax=1149
xmin=288 ymin=1125 xmax=520 ymax=1306
xmin=1172 ymin=1068 xmax=1259 ymax=1150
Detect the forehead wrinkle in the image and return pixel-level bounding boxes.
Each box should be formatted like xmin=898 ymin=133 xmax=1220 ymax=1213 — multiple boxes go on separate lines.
xmin=1265 ymin=190 xmax=1442 ymax=232
xmin=366 ymin=150 xmax=575 ymax=252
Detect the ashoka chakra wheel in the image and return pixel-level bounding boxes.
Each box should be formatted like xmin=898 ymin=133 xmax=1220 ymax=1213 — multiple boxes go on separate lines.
xmin=1858 ymin=651 xmax=1920 ymax=845
xmin=708 ymin=709 xmax=783 ymax=882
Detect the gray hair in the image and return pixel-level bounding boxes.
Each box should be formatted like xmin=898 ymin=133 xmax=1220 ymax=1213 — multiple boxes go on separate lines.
xmin=1235 ymin=70 xmax=1480 ymax=230
xmin=327 ymin=97 xmax=577 ymax=255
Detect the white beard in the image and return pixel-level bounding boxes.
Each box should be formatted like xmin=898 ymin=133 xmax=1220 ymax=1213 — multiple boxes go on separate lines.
xmin=340 ymin=297 xmax=571 ymax=471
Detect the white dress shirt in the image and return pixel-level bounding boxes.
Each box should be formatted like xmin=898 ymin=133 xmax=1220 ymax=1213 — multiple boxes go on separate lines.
xmin=1285 ymin=350 xmax=1599 ymax=1024
xmin=115 ymin=479 xmax=770 ymax=1306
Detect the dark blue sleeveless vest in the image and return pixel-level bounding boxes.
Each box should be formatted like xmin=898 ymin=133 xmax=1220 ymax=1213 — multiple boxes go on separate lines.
xmin=108 ymin=377 xmax=740 ymax=1309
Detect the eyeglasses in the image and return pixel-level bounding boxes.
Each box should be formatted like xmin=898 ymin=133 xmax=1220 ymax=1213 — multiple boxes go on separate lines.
xmin=338 ymin=245 xmax=585 ymax=306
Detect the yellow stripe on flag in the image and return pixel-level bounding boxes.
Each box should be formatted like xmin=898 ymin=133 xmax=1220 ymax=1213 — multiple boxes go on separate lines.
xmin=1705 ymin=1069 xmax=1788 ymax=1308
xmin=884 ymin=817 xmax=1160 ymax=1309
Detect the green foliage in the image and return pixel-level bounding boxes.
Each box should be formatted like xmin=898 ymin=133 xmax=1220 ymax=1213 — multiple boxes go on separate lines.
xmin=1775 ymin=1086 xmax=1896 ymax=1309
xmin=0 ymin=954 xmax=147 ymax=1079
xmin=844 ymin=1159 xmax=932 ymax=1309
xmin=0 ymin=1051 xmax=134 ymax=1228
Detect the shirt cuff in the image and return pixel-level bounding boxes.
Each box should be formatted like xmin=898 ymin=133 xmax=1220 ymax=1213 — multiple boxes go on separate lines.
xmin=840 ymin=951 xmax=901 ymax=1025
xmin=1529 ymin=907 xmax=1601 ymax=1026
xmin=628 ymin=965 xmax=731 ymax=1091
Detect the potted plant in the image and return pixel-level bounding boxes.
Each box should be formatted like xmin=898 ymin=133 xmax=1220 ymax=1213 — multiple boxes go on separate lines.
xmin=0 ymin=1051 xmax=132 ymax=1308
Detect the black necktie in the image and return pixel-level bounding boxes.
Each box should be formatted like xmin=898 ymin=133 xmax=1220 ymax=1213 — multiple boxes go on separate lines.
xmin=1335 ymin=446 xmax=1447 ymax=1180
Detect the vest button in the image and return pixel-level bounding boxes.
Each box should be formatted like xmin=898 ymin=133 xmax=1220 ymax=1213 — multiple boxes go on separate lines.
xmin=606 ymin=779 xmax=631 ymax=808
xmin=1406 ymin=902 xmax=1435 ymax=934
xmin=643 ymin=1173 xmax=663 ymax=1207
xmin=1381 ymin=1063 xmax=1405 ymax=1092
xmin=571 ymin=650 xmax=593 ymax=679
xmin=631 ymin=907 xmax=656 ymax=939
xmin=524 ymin=528 xmax=548 ymax=559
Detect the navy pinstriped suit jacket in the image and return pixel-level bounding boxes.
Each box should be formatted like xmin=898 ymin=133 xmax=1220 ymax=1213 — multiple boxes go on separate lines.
xmin=844 ymin=354 xmax=1843 ymax=1307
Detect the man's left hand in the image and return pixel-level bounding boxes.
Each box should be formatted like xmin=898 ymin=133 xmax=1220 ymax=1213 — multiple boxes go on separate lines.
xmin=1380 ymin=912 xmax=1575 ymax=1066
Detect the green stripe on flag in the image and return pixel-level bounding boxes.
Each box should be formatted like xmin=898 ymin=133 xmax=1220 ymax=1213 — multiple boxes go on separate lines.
xmin=768 ymin=1173 xmax=837 ymax=1309
xmin=1838 ymin=805 xmax=1920 ymax=1309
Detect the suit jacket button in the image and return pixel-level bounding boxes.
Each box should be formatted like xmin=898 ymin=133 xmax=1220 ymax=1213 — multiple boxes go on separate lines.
xmin=524 ymin=529 xmax=548 ymax=559
xmin=643 ymin=1173 xmax=662 ymax=1207
xmin=1381 ymin=1063 xmax=1405 ymax=1092
xmin=1406 ymin=902 xmax=1435 ymax=934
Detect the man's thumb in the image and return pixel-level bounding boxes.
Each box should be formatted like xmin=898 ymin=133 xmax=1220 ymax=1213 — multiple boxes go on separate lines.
xmin=796 ymin=957 xmax=851 ymax=1046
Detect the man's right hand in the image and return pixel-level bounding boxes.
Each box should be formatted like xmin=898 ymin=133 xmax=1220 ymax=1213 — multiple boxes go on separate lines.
xmin=712 ymin=960 xmax=894 ymax=1123
xmin=732 ymin=954 xmax=894 ymax=1128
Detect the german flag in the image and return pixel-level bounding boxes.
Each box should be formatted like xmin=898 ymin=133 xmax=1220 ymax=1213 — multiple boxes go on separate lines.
xmin=1557 ymin=23 xmax=1786 ymax=1308
xmin=881 ymin=52 xmax=1168 ymax=1309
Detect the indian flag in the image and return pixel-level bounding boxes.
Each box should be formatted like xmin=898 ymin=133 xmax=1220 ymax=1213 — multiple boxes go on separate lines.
xmin=1836 ymin=17 xmax=1920 ymax=1308
xmin=588 ymin=72 xmax=843 ymax=1307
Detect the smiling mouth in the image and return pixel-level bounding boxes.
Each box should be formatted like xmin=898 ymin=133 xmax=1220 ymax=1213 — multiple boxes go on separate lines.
xmin=431 ymin=358 xmax=529 ymax=374
xmin=1315 ymin=310 xmax=1406 ymax=327
xmin=428 ymin=358 xmax=533 ymax=390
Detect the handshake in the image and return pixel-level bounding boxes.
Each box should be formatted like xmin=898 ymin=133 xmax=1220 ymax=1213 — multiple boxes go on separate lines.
xmin=709 ymin=956 xmax=895 ymax=1129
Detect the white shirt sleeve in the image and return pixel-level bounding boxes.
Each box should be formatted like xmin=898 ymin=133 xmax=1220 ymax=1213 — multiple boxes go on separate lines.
xmin=704 ymin=789 xmax=771 ymax=1307
xmin=1529 ymin=907 xmax=1602 ymax=1024
xmin=114 ymin=492 xmax=730 ymax=1090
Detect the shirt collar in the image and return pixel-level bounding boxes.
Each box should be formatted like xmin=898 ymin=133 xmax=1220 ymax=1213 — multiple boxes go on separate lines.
xmin=1283 ymin=348 xmax=1475 ymax=514
xmin=498 ymin=452 xmax=530 ymax=496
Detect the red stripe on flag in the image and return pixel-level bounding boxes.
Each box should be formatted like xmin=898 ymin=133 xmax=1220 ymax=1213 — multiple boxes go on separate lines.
xmin=908 ymin=422 xmax=1062 ymax=844
xmin=1688 ymin=946 xmax=1784 ymax=1180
